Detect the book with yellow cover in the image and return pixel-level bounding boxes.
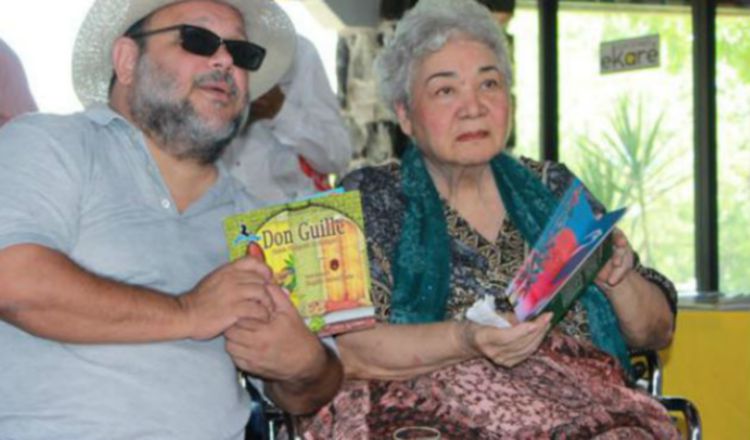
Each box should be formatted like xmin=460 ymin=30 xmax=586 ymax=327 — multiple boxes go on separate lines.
xmin=223 ymin=190 xmax=375 ymax=336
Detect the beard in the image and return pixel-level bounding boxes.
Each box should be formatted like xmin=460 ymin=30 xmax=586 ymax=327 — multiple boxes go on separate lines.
xmin=129 ymin=56 xmax=248 ymax=164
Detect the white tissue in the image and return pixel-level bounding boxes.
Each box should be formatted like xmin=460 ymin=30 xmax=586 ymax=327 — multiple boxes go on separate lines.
xmin=465 ymin=294 xmax=511 ymax=328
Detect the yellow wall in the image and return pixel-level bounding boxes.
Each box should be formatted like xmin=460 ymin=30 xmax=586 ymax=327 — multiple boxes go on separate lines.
xmin=660 ymin=309 xmax=750 ymax=440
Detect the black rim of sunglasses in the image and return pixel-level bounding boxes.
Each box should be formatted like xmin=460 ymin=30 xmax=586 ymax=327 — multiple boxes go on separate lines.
xmin=128 ymin=24 xmax=266 ymax=71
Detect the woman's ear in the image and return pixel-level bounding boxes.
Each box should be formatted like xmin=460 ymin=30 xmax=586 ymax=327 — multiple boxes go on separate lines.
xmin=111 ymin=36 xmax=141 ymax=87
xmin=394 ymin=102 xmax=413 ymax=137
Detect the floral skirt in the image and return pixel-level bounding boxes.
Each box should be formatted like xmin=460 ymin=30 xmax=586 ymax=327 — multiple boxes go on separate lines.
xmin=297 ymin=334 xmax=679 ymax=439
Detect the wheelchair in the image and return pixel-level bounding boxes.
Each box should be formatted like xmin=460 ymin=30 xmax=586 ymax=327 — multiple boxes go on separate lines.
xmin=631 ymin=350 xmax=702 ymax=440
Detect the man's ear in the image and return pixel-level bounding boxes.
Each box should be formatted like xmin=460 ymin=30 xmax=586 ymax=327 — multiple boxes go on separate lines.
xmin=111 ymin=36 xmax=141 ymax=87
xmin=394 ymin=102 xmax=413 ymax=137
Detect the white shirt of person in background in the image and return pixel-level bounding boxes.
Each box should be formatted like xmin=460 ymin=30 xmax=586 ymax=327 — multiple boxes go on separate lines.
xmin=222 ymin=35 xmax=353 ymax=204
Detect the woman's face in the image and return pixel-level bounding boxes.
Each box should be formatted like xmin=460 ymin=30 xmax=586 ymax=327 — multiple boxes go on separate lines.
xmin=396 ymin=38 xmax=510 ymax=168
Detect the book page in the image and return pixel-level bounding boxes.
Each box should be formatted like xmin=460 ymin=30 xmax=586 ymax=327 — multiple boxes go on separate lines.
xmin=508 ymin=179 xmax=626 ymax=324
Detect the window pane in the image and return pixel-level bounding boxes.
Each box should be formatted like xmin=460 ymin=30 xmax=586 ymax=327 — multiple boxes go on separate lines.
xmin=507 ymin=2 xmax=541 ymax=160
xmin=717 ymin=3 xmax=750 ymax=296
xmin=557 ymin=2 xmax=696 ymax=292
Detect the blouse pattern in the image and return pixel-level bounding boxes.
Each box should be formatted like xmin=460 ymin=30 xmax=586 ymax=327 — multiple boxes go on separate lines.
xmin=341 ymin=157 xmax=677 ymax=346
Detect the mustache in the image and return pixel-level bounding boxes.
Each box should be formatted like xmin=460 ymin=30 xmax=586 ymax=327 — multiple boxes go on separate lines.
xmin=194 ymin=70 xmax=240 ymax=98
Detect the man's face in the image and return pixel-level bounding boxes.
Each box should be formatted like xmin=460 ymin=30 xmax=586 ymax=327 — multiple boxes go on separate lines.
xmin=128 ymin=0 xmax=251 ymax=163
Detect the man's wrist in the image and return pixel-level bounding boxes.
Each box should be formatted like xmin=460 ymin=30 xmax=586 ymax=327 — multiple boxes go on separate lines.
xmin=174 ymin=293 xmax=197 ymax=340
xmin=267 ymin=342 xmax=343 ymax=415
xmin=291 ymin=342 xmax=335 ymax=387
xmin=271 ymin=342 xmax=340 ymax=400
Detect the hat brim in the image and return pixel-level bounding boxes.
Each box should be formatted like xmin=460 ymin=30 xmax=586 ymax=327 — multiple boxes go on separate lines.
xmin=72 ymin=0 xmax=296 ymax=107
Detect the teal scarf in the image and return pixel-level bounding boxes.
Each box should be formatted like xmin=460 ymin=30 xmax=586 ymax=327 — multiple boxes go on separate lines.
xmin=390 ymin=145 xmax=633 ymax=374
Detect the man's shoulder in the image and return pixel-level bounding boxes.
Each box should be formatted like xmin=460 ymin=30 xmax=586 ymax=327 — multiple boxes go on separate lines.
xmin=5 ymin=108 xmax=114 ymax=139
xmin=10 ymin=111 xmax=84 ymax=129
xmin=0 ymin=112 xmax=85 ymax=154
xmin=3 ymin=107 xmax=128 ymax=148
xmin=0 ymin=108 xmax=138 ymax=183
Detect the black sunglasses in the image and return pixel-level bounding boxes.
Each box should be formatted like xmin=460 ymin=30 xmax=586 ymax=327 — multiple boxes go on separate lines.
xmin=128 ymin=24 xmax=266 ymax=71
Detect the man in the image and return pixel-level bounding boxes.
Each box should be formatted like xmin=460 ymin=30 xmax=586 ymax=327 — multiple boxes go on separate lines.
xmin=0 ymin=1 xmax=342 ymax=439
xmin=222 ymin=34 xmax=352 ymax=203
xmin=0 ymin=38 xmax=37 ymax=127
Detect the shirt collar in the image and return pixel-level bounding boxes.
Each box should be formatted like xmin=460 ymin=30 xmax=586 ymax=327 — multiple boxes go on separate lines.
xmin=83 ymin=103 xmax=130 ymax=127
xmin=82 ymin=103 xmax=249 ymax=209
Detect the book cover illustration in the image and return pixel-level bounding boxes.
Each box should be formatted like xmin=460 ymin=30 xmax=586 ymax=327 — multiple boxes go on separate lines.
xmin=508 ymin=179 xmax=626 ymax=325
xmin=224 ymin=190 xmax=374 ymax=336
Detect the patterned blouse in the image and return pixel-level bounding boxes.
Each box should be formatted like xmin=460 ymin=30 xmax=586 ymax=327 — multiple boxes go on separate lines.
xmin=341 ymin=157 xmax=677 ymax=345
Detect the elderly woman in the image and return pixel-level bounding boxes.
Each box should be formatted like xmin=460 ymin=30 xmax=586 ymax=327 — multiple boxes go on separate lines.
xmin=301 ymin=0 xmax=679 ymax=438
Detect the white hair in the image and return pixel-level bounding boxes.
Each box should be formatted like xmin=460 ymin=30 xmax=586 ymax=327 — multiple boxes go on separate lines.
xmin=374 ymin=0 xmax=513 ymax=112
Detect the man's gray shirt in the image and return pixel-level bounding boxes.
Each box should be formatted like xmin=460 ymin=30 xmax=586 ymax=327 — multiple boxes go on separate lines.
xmin=0 ymin=106 xmax=255 ymax=440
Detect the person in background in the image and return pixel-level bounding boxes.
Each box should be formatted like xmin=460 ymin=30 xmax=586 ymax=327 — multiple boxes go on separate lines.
xmin=298 ymin=0 xmax=679 ymax=438
xmin=476 ymin=0 xmax=514 ymax=26
xmin=222 ymin=34 xmax=352 ymax=204
xmin=0 ymin=1 xmax=342 ymax=439
xmin=0 ymin=38 xmax=37 ymax=127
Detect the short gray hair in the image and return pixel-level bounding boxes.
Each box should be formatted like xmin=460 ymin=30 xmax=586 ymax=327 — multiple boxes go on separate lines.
xmin=375 ymin=0 xmax=512 ymax=112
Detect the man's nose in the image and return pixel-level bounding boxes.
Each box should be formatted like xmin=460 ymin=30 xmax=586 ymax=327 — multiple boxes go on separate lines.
xmin=209 ymin=43 xmax=234 ymax=71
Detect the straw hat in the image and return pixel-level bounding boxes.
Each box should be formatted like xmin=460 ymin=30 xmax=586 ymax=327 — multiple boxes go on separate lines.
xmin=72 ymin=0 xmax=296 ymax=107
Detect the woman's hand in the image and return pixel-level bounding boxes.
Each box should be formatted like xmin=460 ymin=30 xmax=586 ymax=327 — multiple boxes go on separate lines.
xmin=458 ymin=313 xmax=552 ymax=367
xmin=595 ymin=228 xmax=635 ymax=289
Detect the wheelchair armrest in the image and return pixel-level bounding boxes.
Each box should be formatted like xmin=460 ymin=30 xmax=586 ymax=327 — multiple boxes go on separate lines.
xmin=630 ymin=349 xmax=663 ymax=397
xmin=658 ymin=396 xmax=702 ymax=440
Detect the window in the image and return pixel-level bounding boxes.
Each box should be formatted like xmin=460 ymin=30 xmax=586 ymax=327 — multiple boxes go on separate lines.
xmin=716 ymin=3 xmax=750 ymax=296
xmin=507 ymin=4 xmax=541 ymax=160
xmin=557 ymin=2 xmax=696 ymax=291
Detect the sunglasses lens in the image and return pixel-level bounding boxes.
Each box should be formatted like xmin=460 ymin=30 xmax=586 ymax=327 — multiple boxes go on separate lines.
xmin=180 ymin=26 xmax=220 ymax=56
xmin=226 ymin=41 xmax=266 ymax=71
xmin=178 ymin=25 xmax=265 ymax=71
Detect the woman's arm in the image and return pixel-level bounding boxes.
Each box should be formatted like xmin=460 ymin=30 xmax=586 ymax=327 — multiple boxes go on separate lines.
xmin=596 ymin=229 xmax=675 ymax=350
xmin=540 ymin=162 xmax=677 ymax=351
xmin=337 ymin=314 xmax=551 ymax=381
xmin=600 ymin=271 xmax=674 ymax=350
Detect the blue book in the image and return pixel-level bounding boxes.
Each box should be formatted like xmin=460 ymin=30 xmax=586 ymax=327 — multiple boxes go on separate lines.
xmin=508 ymin=179 xmax=627 ymax=325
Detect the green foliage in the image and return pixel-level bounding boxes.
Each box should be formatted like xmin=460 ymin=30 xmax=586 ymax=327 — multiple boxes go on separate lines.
xmin=717 ymin=15 xmax=750 ymax=84
xmin=574 ymin=95 xmax=689 ymax=264
xmin=576 ymin=138 xmax=626 ymax=209
xmin=546 ymin=6 xmax=750 ymax=293
xmin=718 ymin=136 xmax=750 ymax=294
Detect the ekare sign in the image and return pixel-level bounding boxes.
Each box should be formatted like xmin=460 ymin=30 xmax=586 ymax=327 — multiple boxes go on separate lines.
xmin=600 ymin=35 xmax=660 ymax=74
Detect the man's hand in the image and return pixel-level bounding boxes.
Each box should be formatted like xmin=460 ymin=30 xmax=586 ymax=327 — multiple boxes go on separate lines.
xmin=178 ymin=256 xmax=275 ymax=341
xmin=225 ymin=284 xmax=343 ymax=414
xmin=458 ymin=313 xmax=551 ymax=367
xmin=249 ymin=85 xmax=285 ymax=122
xmin=224 ymin=283 xmax=324 ymax=381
